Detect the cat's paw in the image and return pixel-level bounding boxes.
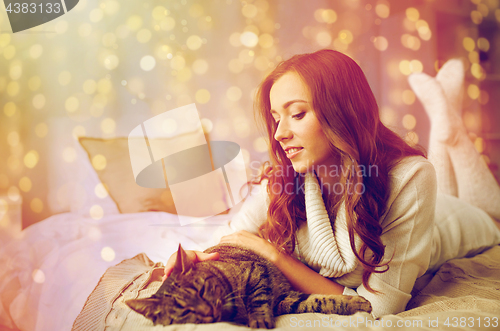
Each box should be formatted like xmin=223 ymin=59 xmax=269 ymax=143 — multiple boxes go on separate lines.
xmin=294 ymin=294 xmax=371 ymax=315
xmin=345 ymin=295 xmax=372 ymax=314
xmin=248 ymin=315 xmax=275 ymax=329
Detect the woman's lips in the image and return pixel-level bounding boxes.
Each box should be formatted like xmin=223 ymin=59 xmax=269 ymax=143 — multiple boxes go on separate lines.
xmin=285 ymin=147 xmax=303 ymax=159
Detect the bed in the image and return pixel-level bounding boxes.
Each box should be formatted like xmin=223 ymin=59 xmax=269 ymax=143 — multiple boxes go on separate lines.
xmin=1 ymin=131 xmax=499 ymax=331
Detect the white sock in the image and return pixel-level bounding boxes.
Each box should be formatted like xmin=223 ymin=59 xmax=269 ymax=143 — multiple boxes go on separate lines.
xmin=408 ymin=61 xmax=465 ymax=145
xmin=436 ymin=59 xmax=464 ymax=116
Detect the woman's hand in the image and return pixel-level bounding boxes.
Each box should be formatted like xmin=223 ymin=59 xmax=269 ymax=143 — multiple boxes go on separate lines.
xmin=219 ymin=230 xmax=280 ymax=263
xmin=220 ymin=230 xmax=344 ymax=295
xmin=162 ymin=250 xmax=219 ymax=281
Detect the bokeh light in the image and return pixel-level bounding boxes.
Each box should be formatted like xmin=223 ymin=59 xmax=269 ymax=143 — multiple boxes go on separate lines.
xmin=402 ymin=114 xmax=417 ymax=130
xmin=316 ymin=31 xmax=332 ymax=47
xmin=315 ymin=9 xmax=337 ymax=24
xmin=32 ymin=94 xmax=46 ymax=109
xmin=227 ymin=86 xmax=242 ymax=101
xmin=463 ymin=37 xmax=475 ymax=51
xmin=88 ymin=226 xmax=102 ymax=241
xmin=373 ymin=36 xmax=388 ymax=51
xmin=94 ymin=183 xmax=109 ymax=199
xmin=240 ymin=31 xmax=259 ymax=48
xmin=402 ymin=90 xmax=416 ymax=105
xmin=379 ymin=106 xmax=397 ymax=127
xmin=19 ymin=177 xmax=32 ymax=192
xmin=475 ymin=137 xmax=485 ymax=153
xmin=471 ymin=10 xmax=483 ymax=24
xmin=468 ymin=84 xmax=480 ymax=99
xmin=136 ymin=29 xmax=152 ymax=43
xmin=58 ymin=71 xmax=72 ymax=86
xmin=186 ymin=35 xmax=203 ymax=50
xmin=7 ymin=132 xmax=19 ymax=147
xmin=140 ymin=55 xmax=156 ymax=71
xmin=170 ymin=55 xmax=185 ymax=70
xmin=65 ymin=96 xmax=80 ymax=113
xmin=4 ymin=102 xmax=16 ymax=117
xmin=201 ymin=118 xmax=213 ymax=134
xmin=101 ymin=246 xmax=115 ymax=262
xmin=241 ymin=4 xmax=258 ymax=19
xmin=259 ymin=33 xmax=274 ymax=48
xmin=401 ymin=34 xmax=421 ymax=50
xmin=477 ymin=37 xmax=490 ymax=52
xmin=471 ymin=63 xmax=485 ymax=80
xmin=406 ymin=8 xmax=420 ymax=22
xmin=8 ymin=186 xmax=21 ymax=202
xmin=416 ymin=20 xmax=431 ymax=40
xmin=478 ymin=90 xmax=489 ymax=105
xmin=28 ymin=76 xmax=41 ymax=91
xmin=101 ymin=118 xmax=116 ymax=134
xmin=375 ymin=3 xmax=390 ymax=18
xmin=195 ymin=89 xmax=211 ymax=104
xmin=72 ymin=125 xmax=87 ymax=138
xmin=90 ymin=205 xmax=104 ymax=220
xmin=30 ymin=198 xmax=43 ymax=213
xmin=62 ymin=147 xmax=77 ymax=163
xmin=24 ymin=151 xmax=39 ymax=169
xmin=32 ymin=269 xmax=46 ymax=284
xmin=92 ymin=155 xmax=107 ymax=171
xmin=253 ymin=137 xmax=268 ymax=153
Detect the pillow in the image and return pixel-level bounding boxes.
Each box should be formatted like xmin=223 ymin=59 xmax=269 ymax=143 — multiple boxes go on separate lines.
xmin=70 ymin=136 xmax=120 ymax=216
xmin=78 ymin=137 xmax=177 ymax=214
xmin=77 ymin=136 xmax=231 ymax=216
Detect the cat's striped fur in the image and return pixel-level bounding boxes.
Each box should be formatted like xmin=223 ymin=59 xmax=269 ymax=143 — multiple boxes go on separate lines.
xmin=126 ymin=244 xmax=371 ymax=329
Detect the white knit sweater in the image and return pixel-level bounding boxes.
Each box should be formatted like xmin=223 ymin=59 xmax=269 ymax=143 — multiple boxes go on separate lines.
xmin=210 ymin=155 xmax=500 ymax=317
xmin=295 ymin=172 xmax=362 ymax=284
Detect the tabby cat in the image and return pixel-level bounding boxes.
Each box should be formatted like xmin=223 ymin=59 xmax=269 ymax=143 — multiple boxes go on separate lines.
xmin=126 ymin=244 xmax=372 ymax=329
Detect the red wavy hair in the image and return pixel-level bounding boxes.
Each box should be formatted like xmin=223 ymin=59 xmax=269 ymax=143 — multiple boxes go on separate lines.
xmin=254 ymin=49 xmax=426 ymax=291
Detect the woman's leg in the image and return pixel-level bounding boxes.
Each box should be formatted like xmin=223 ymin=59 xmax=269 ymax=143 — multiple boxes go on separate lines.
xmin=428 ymin=135 xmax=457 ymax=197
xmin=447 ymin=129 xmax=500 ymax=221
xmin=408 ymin=60 xmax=463 ymax=196
xmin=409 ymin=60 xmax=500 ymax=222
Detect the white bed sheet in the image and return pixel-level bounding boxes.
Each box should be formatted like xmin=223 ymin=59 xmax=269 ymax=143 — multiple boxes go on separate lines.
xmin=0 ymin=211 xmax=233 ymax=331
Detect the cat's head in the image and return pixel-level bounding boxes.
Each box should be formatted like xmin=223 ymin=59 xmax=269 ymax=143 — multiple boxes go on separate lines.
xmin=126 ymin=244 xmax=225 ymax=325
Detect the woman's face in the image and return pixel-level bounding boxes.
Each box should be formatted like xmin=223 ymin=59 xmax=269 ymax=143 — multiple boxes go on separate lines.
xmin=269 ymin=71 xmax=338 ymax=173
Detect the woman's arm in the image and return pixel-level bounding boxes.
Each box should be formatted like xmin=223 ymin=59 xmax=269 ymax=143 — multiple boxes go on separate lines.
xmin=355 ymin=158 xmax=438 ymax=317
xmin=272 ymin=249 xmax=345 ymax=295
xmin=219 ymin=230 xmax=345 ymax=295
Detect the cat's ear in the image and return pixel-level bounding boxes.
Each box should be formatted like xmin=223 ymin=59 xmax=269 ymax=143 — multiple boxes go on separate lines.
xmin=126 ymin=298 xmax=163 ymax=321
xmin=173 ymin=244 xmax=194 ymax=275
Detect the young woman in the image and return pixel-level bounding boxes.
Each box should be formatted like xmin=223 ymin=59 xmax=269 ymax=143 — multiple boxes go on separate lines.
xmin=163 ymin=50 xmax=500 ymax=317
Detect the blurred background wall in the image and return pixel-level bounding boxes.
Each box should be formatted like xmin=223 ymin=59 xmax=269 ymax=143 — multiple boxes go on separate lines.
xmin=0 ymin=0 xmax=499 ymax=228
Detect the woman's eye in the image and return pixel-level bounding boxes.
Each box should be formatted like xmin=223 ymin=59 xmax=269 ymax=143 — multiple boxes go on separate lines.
xmin=292 ymin=112 xmax=305 ymax=120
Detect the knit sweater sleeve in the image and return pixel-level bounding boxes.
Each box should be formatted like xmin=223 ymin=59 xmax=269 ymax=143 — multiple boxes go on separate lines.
xmin=355 ymin=156 xmax=437 ymax=317
xmin=207 ymin=180 xmax=269 ymax=247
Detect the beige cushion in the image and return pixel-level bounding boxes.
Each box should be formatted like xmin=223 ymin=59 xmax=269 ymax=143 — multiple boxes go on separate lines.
xmin=79 ymin=137 xmax=177 ymax=214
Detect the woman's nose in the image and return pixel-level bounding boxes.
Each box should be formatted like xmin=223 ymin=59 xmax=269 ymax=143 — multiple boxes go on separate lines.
xmin=274 ymin=120 xmax=292 ymax=141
